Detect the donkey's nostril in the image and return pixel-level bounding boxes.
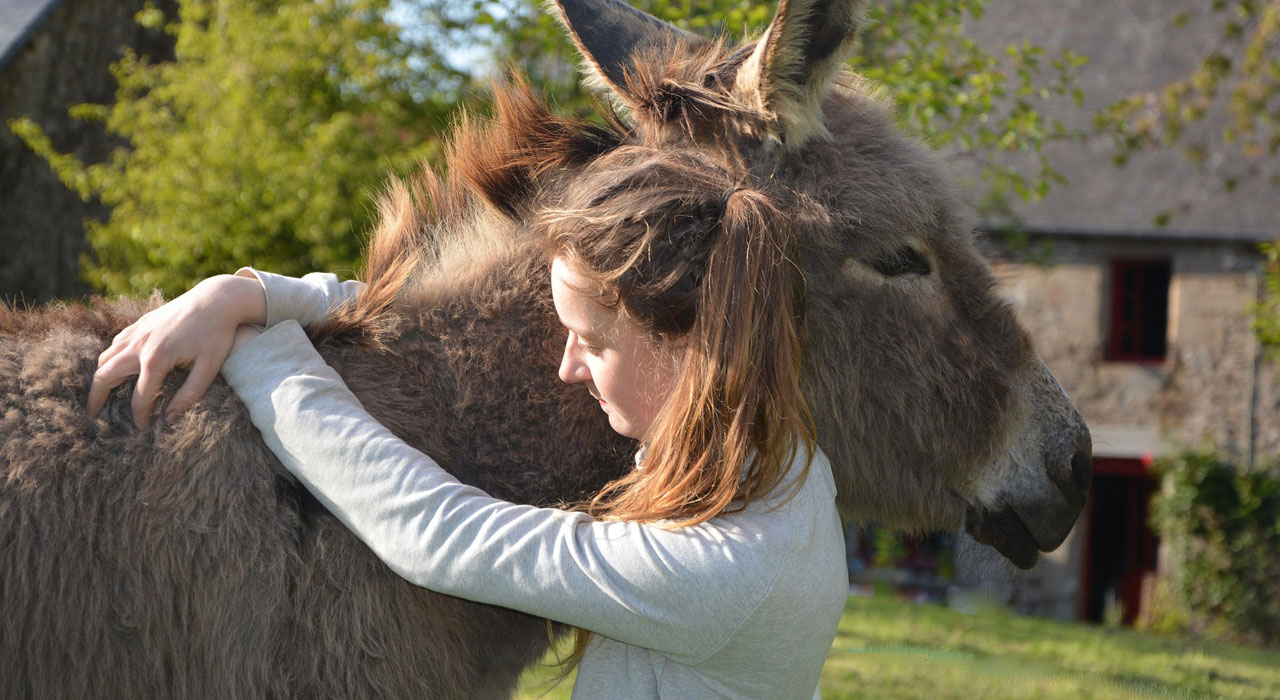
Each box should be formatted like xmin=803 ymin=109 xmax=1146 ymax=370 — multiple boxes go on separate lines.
xmin=1070 ymin=434 xmax=1092 ymax=494
xmin=1047 ymin=429 xmax=1093 ymax=503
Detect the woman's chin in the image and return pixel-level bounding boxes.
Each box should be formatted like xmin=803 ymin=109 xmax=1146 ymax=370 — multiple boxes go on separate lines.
xmin=606 ymin=414 xmax=641 ymax=441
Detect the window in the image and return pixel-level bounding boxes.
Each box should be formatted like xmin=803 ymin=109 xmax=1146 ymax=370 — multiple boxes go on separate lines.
xmin=1107 ymin=260 xmax=1171 ymax=362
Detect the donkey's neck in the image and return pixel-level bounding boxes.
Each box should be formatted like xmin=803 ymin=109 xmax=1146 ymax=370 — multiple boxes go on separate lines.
xmin=314 ymin=248 xmax=634 ymax=508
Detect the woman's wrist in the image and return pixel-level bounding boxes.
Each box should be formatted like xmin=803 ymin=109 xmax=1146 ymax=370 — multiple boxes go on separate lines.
xmin=203 ymin=273 xmax=269 ymax=328
xmin=230 ymin=323 xmax=265 ymax=354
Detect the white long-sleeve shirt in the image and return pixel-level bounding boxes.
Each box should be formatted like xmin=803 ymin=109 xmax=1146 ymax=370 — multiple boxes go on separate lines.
xmin=221 ymin=269 xmax=848 ymax=699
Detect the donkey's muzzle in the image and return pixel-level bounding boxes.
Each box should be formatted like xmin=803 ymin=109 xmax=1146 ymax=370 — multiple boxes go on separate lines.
xmin=1048 ymin=428 xmax=1093 ymax=507
xmin=967 ymin=422 xmax=1093 ymax=570
xmin=965 ymin=504 xmax=1039 ymax=570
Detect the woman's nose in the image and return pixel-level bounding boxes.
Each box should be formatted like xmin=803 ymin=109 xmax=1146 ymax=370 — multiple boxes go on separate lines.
xmin=558 ymin=333 xmax=588 ymax=384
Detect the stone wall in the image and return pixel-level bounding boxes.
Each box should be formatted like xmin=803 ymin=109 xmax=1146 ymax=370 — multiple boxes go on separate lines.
xmin=976 ymin=235 xmax=1278 ymax=621
xmin=991 ymin=236 xmax=1278 ymax=465
xmin=0 ymin=0 xmax=175 ymax=304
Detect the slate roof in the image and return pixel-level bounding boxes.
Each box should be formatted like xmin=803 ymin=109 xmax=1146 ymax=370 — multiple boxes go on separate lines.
xmin=959 ymin=0 xmax=1280 ymax=240
xmin=1 ymin=0 xmax=1272 ymax=242
xmin=0 ymin=0 xmax=66 ymax=70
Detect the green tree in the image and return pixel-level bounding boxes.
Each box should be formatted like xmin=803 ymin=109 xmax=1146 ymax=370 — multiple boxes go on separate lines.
xmin=12 ymin=0 xmax=1084 ymax=297
xmin=11 ymin=0 xmax=460 ymax=296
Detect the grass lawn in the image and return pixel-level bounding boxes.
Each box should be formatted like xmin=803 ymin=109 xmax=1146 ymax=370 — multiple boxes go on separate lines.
xmin=514 ymin=594 xmax=1280 ymax=699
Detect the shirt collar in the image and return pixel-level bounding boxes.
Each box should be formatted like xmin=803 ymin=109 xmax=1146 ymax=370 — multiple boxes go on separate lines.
xmin=632 ymin=443 xmax=762 ymax=483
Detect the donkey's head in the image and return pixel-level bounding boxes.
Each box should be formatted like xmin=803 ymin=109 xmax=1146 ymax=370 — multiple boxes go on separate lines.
xmin=549 ymin=0 xmax=1091 ymax=569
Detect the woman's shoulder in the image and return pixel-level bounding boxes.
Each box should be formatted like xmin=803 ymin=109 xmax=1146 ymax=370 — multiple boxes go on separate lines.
xmin=806 ymin=446 xmax=837 ymax=498
xmin=717 ymin=445 xmax=838 ymax=546
xmin=770 ymin=444 xmax=838 ymax=509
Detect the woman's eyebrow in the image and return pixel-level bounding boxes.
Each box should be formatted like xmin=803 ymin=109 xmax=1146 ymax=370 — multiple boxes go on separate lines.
xmin=571 ymin=321 xmax=612 ymax=344
xmin=558 ymin=317 xmax=585 ymax=335
xmin=560 ymin=318 xmax=598 ymax=340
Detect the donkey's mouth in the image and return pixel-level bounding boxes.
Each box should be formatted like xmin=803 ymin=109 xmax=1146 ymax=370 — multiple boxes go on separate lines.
xmin=964 ymin=505 xmax=1039 ymax=570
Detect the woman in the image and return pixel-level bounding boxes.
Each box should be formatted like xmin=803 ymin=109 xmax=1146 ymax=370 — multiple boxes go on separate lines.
xmin=87 ymin=158 xmax=848 ymax=699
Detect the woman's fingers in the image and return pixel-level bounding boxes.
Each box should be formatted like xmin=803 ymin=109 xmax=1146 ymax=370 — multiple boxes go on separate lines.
xmin=165 ymin=355 xmax=222 ymax=424
xmin=89 ymin=337 xmax=225 ymax=428
xmin=130 ymin=350 xmax=170 ymax=431
xmin=86 ymin=275 xmax=263 ymax=427
xmin=96 ymin=338 xmax=129 ymax=369
xmin=88 ymin=318 xmax=151 ymax=418
xmin=87 ymin=348 xmax=140 ymax=418
xmin=96 ymin=322 xmax=137 ymax=367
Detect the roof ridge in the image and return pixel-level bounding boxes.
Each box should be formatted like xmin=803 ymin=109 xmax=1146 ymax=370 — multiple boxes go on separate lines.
xmin=0 ymin=0 xmax=69 ymax=71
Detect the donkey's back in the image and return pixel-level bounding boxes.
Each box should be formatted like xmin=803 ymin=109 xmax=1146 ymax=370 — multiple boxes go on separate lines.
xmin=0 ymin=300 xmax=558 ymax=699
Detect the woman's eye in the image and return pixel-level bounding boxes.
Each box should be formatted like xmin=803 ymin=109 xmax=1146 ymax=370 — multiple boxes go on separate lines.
xmin=870 ymin=247 xmax=931 ymax=277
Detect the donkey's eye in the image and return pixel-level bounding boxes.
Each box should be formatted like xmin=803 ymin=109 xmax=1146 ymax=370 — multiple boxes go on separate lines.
xmin=870 ymin=247 xmax=931 ymax=277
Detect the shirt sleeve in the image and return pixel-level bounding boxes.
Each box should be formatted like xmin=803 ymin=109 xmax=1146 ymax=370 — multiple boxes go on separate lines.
xmin=234 ymin=267 xmax=366 ymax=328
xmin=220 ymin=320 xmax=794 ymax=664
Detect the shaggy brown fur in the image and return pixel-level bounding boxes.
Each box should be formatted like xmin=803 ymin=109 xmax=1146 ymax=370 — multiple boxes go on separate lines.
xmin=2 ymin=0 xmax=1088 ymax=696
xmin=2 ymin=251 xmax=633 ymax=698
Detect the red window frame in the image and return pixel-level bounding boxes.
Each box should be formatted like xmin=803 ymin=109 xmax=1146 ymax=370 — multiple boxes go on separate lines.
xmin=1106 ymin=259 xmax=1171 ymax=363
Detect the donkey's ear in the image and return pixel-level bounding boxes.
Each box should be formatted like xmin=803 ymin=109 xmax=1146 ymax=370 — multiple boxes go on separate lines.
xmin=735 ymin=0 xmax=867 ymax=147
xmin=549 ymin=0 xmax=703 ymax=102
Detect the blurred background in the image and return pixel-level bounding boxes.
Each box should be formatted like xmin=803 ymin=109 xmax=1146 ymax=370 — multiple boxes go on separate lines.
xmin=2 ymin=0 xmax=1277 ymax=646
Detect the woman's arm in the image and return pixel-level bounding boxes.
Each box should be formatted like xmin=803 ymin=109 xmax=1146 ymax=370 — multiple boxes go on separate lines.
xmin=234 ymin=267 xmax=365 ymax=328
xmin=221 ymin=320 xmax=795 ymax=664
xmin=88 ymin=269 xmax=365 ymax=428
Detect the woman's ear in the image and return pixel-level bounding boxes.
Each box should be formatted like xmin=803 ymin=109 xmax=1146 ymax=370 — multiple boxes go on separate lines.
xmin=734 ymin=0 xmax=868 ymax=147
xmin=549 ymin=0 xmax=705 ymax=107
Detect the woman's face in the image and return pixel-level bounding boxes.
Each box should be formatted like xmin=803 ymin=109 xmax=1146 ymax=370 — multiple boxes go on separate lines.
xmin=551 ymin=258 xmax=678 ymax=441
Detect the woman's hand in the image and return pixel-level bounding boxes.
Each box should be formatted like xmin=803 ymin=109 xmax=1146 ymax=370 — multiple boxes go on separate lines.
xmin=87 ymin=274 xmax=268 ymax=429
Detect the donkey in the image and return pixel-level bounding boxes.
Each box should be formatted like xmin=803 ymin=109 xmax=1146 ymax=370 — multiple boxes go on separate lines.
xmin=0 ymin=0 xmax=1090 ymax=697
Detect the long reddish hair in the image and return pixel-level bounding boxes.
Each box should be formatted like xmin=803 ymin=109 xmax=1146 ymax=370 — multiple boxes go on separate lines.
xmin=539 ymin=148 xmax=816 ymax=667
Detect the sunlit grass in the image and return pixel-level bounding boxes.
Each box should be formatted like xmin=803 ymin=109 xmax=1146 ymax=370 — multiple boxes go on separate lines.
xmin=516 ymin=594 xmax=1280 ymax=699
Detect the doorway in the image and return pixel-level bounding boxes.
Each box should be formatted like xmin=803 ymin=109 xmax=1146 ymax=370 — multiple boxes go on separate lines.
xmin=1081 ymin=458 xmax=1159 ymax=624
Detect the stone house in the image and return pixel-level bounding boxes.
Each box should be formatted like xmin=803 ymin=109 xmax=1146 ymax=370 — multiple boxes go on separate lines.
xmin=0 ymin=0 xmax=174 ymax=304
xmin=962 ymin=0 xmax=1280 ymax=623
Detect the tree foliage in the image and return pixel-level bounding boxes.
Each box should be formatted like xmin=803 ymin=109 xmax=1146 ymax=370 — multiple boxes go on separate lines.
xmin=1261 ymin=242 xmax=1280 ymax=355
xmin=11 ymin=0 xmax=1083 ymax=297
xmin=470 ymin=0 xmax=1086 ymax=204
xmin=11 ymin=0 xmax=457 ymax=296
xmin=1092 ymin=0 xmax=1280 ymax=351
xmin=1096 ymin=1 xmax=1280 ymax=169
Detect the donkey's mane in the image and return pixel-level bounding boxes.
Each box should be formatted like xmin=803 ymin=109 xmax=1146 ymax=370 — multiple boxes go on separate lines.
xmin=311 ymin=79 xmax=628 ymax=345
xmin=311 ymin=38 xmax=796 ymax=349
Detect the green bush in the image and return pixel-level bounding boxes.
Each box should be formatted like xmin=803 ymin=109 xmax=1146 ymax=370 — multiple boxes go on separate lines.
xmin=1258 ymin=241 xmax=1280 ymax=355
xmin=1148 ymin=450 xmax=1280 ymax=646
